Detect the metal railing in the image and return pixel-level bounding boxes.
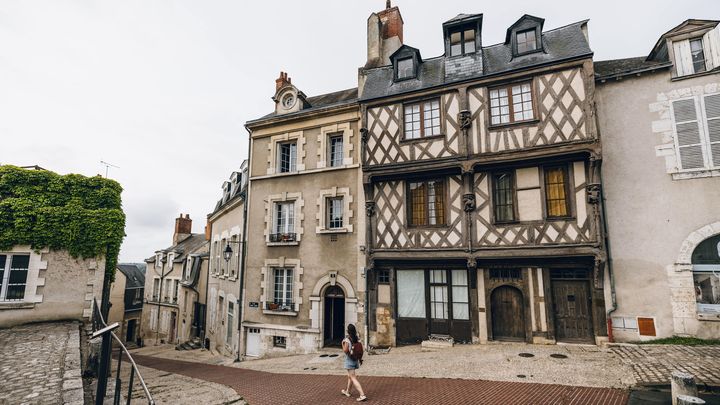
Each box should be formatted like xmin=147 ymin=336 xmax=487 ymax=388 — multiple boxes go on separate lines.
xmin=91 ymin=299 xmax=154 ymax=405
xmin=269 ymin=232 xmax=297 ymax=243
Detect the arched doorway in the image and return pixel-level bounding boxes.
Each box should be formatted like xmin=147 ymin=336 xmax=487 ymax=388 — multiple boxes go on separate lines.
xmin=324 ymin=285 xmax=345 ymax=347
xmin=692 ymin=234 xmax=720 ymax=313
xmin=490 ymin=286 xmax=525 ymax=341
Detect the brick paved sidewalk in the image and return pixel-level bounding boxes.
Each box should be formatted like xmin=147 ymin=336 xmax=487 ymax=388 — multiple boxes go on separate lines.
xmin=611 ymin=344 xmax=720 ymax=387
xmin=133 ymin=354 xmax=628 ymax=405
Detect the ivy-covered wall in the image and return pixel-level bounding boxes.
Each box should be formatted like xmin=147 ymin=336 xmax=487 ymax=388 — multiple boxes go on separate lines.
xmin=0 ymin=165 xmax=126 ymax=280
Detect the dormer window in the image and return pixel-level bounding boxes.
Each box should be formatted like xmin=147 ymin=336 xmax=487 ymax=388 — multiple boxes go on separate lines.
xmin=516 ymin=29 xmax=537 ymax=54
xmin=690 ymin=38 xmax=707 ymax=74
xmin=397 ymin=58 xmax=414 ymax=80
xmin=450 ymin=28 xmax=476 ymax=56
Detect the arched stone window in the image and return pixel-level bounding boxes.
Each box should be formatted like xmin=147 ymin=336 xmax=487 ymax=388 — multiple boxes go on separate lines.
xmin=692 ymin=234 xmax=720 ymax=314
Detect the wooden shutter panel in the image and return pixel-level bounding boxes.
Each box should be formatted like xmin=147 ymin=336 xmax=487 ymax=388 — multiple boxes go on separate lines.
xmin=703 ymin=24 xmax=720 ymax=71
xmin=673 ymin=40 xmax=694 ymax=77
xmin=704 ymin=93 xmax=720 ymax=168
xmin=637 ymin=317 xmax=656 ymax=337
xmin=672 ymin=98 xmax=706 ymax=170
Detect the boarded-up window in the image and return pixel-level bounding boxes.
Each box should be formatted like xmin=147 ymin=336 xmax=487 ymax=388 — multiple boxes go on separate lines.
xmin=637 ymin=317 xmax=656 ymax=337
xmin=544 ymin=166 xmax=569 ymax=218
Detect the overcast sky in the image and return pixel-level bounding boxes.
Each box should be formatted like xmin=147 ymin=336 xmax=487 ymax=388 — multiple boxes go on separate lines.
xmin=1 ymin=0 xmax=718 ymax=262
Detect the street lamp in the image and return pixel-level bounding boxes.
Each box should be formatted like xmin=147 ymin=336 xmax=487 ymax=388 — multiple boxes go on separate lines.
xmin=223 ymin=244 xmax=233 ymax=262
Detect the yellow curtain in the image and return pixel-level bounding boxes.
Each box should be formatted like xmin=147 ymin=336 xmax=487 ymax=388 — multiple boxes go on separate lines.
xmin=545 ymin=168 xmax=567 ymax=217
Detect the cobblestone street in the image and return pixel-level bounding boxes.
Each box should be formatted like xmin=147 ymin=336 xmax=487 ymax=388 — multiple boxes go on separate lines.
xmin=611 ymin=344 xmax=720 ymax=387
xmin=0 ymin=322 xmax=84 ymax=405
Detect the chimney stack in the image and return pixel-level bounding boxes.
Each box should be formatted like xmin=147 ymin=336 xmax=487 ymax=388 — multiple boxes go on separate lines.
xmin=275 ymin=71 xmax=292 ymax=92
xmin=365 ymin=1 xmax=403 ymax=68
xmin=173 ymin=213 xmax=192 ymax=245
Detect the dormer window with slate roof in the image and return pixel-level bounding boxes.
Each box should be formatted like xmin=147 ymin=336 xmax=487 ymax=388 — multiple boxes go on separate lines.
xmin=443 ymin=14 xmax=482 ymax=58
xmin=391 ymin=45 xmax=422 ymax=82
xmin=507 ymin=15 xmax=544 ymax=57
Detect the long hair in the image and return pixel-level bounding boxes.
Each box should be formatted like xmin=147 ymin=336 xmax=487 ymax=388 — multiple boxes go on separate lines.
xmin=347 ymin=323 xmax=359 ymax=344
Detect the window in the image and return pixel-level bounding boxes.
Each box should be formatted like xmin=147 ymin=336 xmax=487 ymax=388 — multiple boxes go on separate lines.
xmin=450 ymin=28 xmax=476 ymax=56
xmin=327 ymin=197 xmax=344 ymax=229
xmin=672 ymin=95 xmax=720 ymax=171
xmin=277 ymin=142 xmax=297 ymax=173
xmin=272 ymin=268 xmax=293 ymax=310
xmin=690 ymin=38 xmax=707 ymax=74
xmin=396 ymin=270 xmax=425 ymax=318
xmin=516 ymin=29 xmax=537 ymax=54
xmin=173 ymin=279 xmax=179 ymax=303
xmin=692 ymin=234 xmax=720 ymax=314
xmin=451 ymin=269 xmax=469 ymax=320
xmin=429 ymin=270 xmax=448 ymax=320
xmin=0 ymin=254 xmax=29 ymax=301
xmin=133 ymin=289 xmax=143 ymax=305
xmin=212 ymin=241 xmax=219 ymax=275
xmin=489 ymin=83 xmax=534 ymax=125
xmin=492 ymin=171 xmax=516 ymax=223
xmin=544 ymin=166 xmax=570 ymax=218
xmin=152 ymin=278 xmax=160 ymax=301
xmin=409 ymin=179 xmax=446 ymax=226
xmin=490 ymin=268 xmax=522 ymax=281
xmin=273 ymin=336 xmax=287 ymax=348
xmin=377 ymin=269 xmax=390 ymax=284
xmin=272 ymin=202 xmax=295 ymax=242
xmin=404 ymin=99 xmax=441 ymax=139
xmin=397 ymin=58 xmax=414 ymax=80
xmin=226 ymin=302 xmax=234 ymax=344
xmin=329 ymin=134 xmax=344 ymax=167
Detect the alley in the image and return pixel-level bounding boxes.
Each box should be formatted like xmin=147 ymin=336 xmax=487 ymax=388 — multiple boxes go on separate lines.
xmin=132 ymin=354 xmax=628 ymax=405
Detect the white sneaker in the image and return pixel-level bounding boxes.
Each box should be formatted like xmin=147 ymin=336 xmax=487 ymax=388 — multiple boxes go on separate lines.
xmin=341 ymin=390 xmax=351 ymax=397
xmin=357 ymin=395 xmax=367 ymax=402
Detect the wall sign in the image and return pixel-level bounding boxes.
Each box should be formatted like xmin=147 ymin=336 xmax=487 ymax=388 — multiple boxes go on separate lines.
xmin=249 ymin=302 xmax=259 ymax=308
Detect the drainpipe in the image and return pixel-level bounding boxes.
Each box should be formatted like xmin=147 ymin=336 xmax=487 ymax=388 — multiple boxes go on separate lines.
xmin=599 ymin=169 xmax=617 ymax=342
xmin=236 ymin=187 xmax=249 ymax=362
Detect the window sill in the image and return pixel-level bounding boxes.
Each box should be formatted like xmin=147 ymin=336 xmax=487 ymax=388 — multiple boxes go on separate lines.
xmin=670 ymin=168 xmax=720 ymax=180
xmin=545 ymin=216 xmax=576 ymax=222
xmin=262 ymin=310 xmax=298 ymax=317
xmin=671 ymin=68 xmax=720 ymax=81
xmin=489 ymin=118 xmax=540 ymax=131
xmin=266 ymin=241 xmax=300 ymax=247
xmin=0 ymin=302 xmax=35 ymax=310
xmin=400 ymin=134 xmax=446 ymax=144
xmin=318 ymin=229 xmax=349 ymax=234
xmin=698 ymin=312 xmax=720 ymax=322
xmin=407 ymin=225 xmax=450 ymax=230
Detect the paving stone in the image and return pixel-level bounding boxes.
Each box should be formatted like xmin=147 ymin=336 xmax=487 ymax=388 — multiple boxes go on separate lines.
xmin=611 ymin=344 xmax=720 ymax=386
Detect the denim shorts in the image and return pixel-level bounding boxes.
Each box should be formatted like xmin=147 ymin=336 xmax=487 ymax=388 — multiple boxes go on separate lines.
xmin=344 ymin=354 xmax=359 ymax=370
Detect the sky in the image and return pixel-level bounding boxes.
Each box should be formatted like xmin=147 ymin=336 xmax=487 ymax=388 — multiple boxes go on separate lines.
xmin=1 ymin=0 xmax=718 ymax=262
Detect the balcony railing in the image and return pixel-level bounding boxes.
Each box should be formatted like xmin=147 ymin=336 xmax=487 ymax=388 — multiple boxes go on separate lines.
xmin=265 ymin=301 xmax=294 ymax=312
xmin=269 ymin=233 xmax=297 ymax=243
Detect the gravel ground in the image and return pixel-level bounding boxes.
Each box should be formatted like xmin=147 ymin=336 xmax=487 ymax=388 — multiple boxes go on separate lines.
xmin=131 ymin=342 xmax=635 ymax=389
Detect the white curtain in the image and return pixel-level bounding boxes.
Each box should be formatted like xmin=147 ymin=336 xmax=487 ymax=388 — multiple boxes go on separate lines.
xmin=397 ymin=270 xmax=426 ymax=318
xmin=452 ymin=269 xmax=469 ymax=320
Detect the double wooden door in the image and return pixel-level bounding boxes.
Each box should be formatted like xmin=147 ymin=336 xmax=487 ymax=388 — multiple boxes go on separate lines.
xmin=552 ymin=280 xmax=593 ymax=342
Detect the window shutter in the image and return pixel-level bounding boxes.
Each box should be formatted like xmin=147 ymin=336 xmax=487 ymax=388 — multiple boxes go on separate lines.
xmin=703 ymin=24 xmax=720 ymax=71
xmin=672 ymin=98 xmax=706 ymax=170
xmin=704 ymin=93 xmax=720 ymax=168
xmin=673 ymin=40 xmax=694 ymax=76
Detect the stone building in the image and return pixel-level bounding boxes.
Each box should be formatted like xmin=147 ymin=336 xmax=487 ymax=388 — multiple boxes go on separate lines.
xmin=108 ymin=263 xmax=145 ymax=345
xmin=242 ymin=72 xmax=364 ymax=358
xmin=141 ymin=214 xmax=209 ymax=345
xmin=359 ymin=5 xmax=608 ymax=346
xmin=206 ymin=160 xmax=248 ymax=358
xmin=595 ymin=19 xmax=720 ymax=340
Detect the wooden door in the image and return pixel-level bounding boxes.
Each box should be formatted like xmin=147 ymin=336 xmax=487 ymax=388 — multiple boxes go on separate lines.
xmin=429 ymin=270 xmax=450 ymax=335
xmin=246 ymin=328 xmax=261 ymax=357
xmin=552 ymin=280 xmax=593 ymax=342
xmin=323 ymin=286 xmax=345 ymax=347
xmin=490 ymin=286 xmax=525 ymax=340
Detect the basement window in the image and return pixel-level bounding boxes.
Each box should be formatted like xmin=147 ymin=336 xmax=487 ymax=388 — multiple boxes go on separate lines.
xmin=273 ymin=336 xmax=286 ymax=348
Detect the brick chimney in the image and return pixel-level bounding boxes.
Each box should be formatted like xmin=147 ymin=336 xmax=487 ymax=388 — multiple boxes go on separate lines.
xmin=275 ymin=71 xmax=292 ymax=92
xmin=365 ymin=1 xmax=404 ymax=68
xmin=173 ymin=213 xmax=192 ymax=245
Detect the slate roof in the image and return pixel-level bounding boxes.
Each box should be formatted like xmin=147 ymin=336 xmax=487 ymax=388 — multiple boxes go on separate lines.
xmin=117 ymin=263 xmax=145 ymax=289
xmin=360 ymin=20 xmax=592 ymax=101
xmin=248 ymin=87 xmax=358 ymax=124
xmin=594 ymin=57 xmax=672 ymax=81
xmin=144 ymin=233 xmax=208 ymax=263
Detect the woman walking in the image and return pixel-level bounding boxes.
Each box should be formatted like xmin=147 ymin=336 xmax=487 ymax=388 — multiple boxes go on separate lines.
xmin=341 ymin=324 xmax=367 ymax=402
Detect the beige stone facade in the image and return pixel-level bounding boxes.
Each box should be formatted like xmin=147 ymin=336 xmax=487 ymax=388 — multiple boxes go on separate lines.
xmin=596 ymin=20 xmax=720 ymax=341
xmin=0 ymin=246 xmax=104 ymax=327
xmin=243 ymin=77 xmax=364 ymax=358
xmin=206 ymin=161 xmax=248 ymax=358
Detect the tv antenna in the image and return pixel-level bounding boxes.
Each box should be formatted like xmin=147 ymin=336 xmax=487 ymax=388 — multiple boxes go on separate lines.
xmin=100 ymin=160 xmax=120 ymax=178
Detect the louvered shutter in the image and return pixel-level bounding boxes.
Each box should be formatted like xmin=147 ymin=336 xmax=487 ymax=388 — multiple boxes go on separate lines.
xmin=672 ymin=98 xmax=706 ymax=170
xmin=703 ymin=24 xmax=720 ymax=71
xmin=673 ymin=40 xmax=694 ymax=77
xmin=704 ymin=94 xmax=720 ymax=168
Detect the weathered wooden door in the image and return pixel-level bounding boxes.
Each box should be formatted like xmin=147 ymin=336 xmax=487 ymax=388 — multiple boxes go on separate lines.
xmin=491 ymin=286 xmax=525 ymax=340
xmin=323 ymin=286 xmax=345 ymax=347
xmin=552 ymin=280 xmax=593 ymax=342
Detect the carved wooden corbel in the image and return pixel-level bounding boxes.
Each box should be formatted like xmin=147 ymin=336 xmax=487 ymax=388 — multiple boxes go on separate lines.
xmin=365 ymin=201 xmax=376 ymax=217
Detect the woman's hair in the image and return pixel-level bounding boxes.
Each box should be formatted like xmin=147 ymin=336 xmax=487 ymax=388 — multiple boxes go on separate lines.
xmin=347 ymin=323 xmax=358 ymax=344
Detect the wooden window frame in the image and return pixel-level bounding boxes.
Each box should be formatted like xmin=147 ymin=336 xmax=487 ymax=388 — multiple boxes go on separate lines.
xmin=277 ymin=141 xmax=297 ymax=173
xmin=406 ymin=177 xmax=448 ymax=228
xmin=487 ymin=80 xmax=538 ymax=129
xmin=516 ymin=28 xmax=539 ymax=55
xmin=328 ymin=133 xmax=344 ymax=168
xmin=449 ymin=26 xmax=476 ymax=57
xmin=402 ymin=97 xmax=443 ymax=141
xmin=490 ymin=171 xmax=518 ymax=224
xmin=542 ymin=164 xmax=573 ymax=220
xmin=396 ymin=57 xmax=415 ymax=81
xmin=326 ymin=196 xmax=344 ymax=230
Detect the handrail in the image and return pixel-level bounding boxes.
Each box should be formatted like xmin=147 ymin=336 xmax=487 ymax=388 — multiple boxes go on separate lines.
xmin=91 ymin=299 xmax=154 ymax=404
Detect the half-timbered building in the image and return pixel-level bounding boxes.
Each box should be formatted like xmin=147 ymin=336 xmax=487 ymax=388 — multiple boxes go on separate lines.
xmin=359 ymin=5 xmax=608 ymax=346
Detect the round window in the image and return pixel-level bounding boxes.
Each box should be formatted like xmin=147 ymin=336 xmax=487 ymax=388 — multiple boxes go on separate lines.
xmin=282 ymin=93 xmax=296 ymax=109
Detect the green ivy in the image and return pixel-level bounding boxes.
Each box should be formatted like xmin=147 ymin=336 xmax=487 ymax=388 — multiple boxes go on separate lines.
xmin=0 ymin=165 xmax=126 ymax=281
